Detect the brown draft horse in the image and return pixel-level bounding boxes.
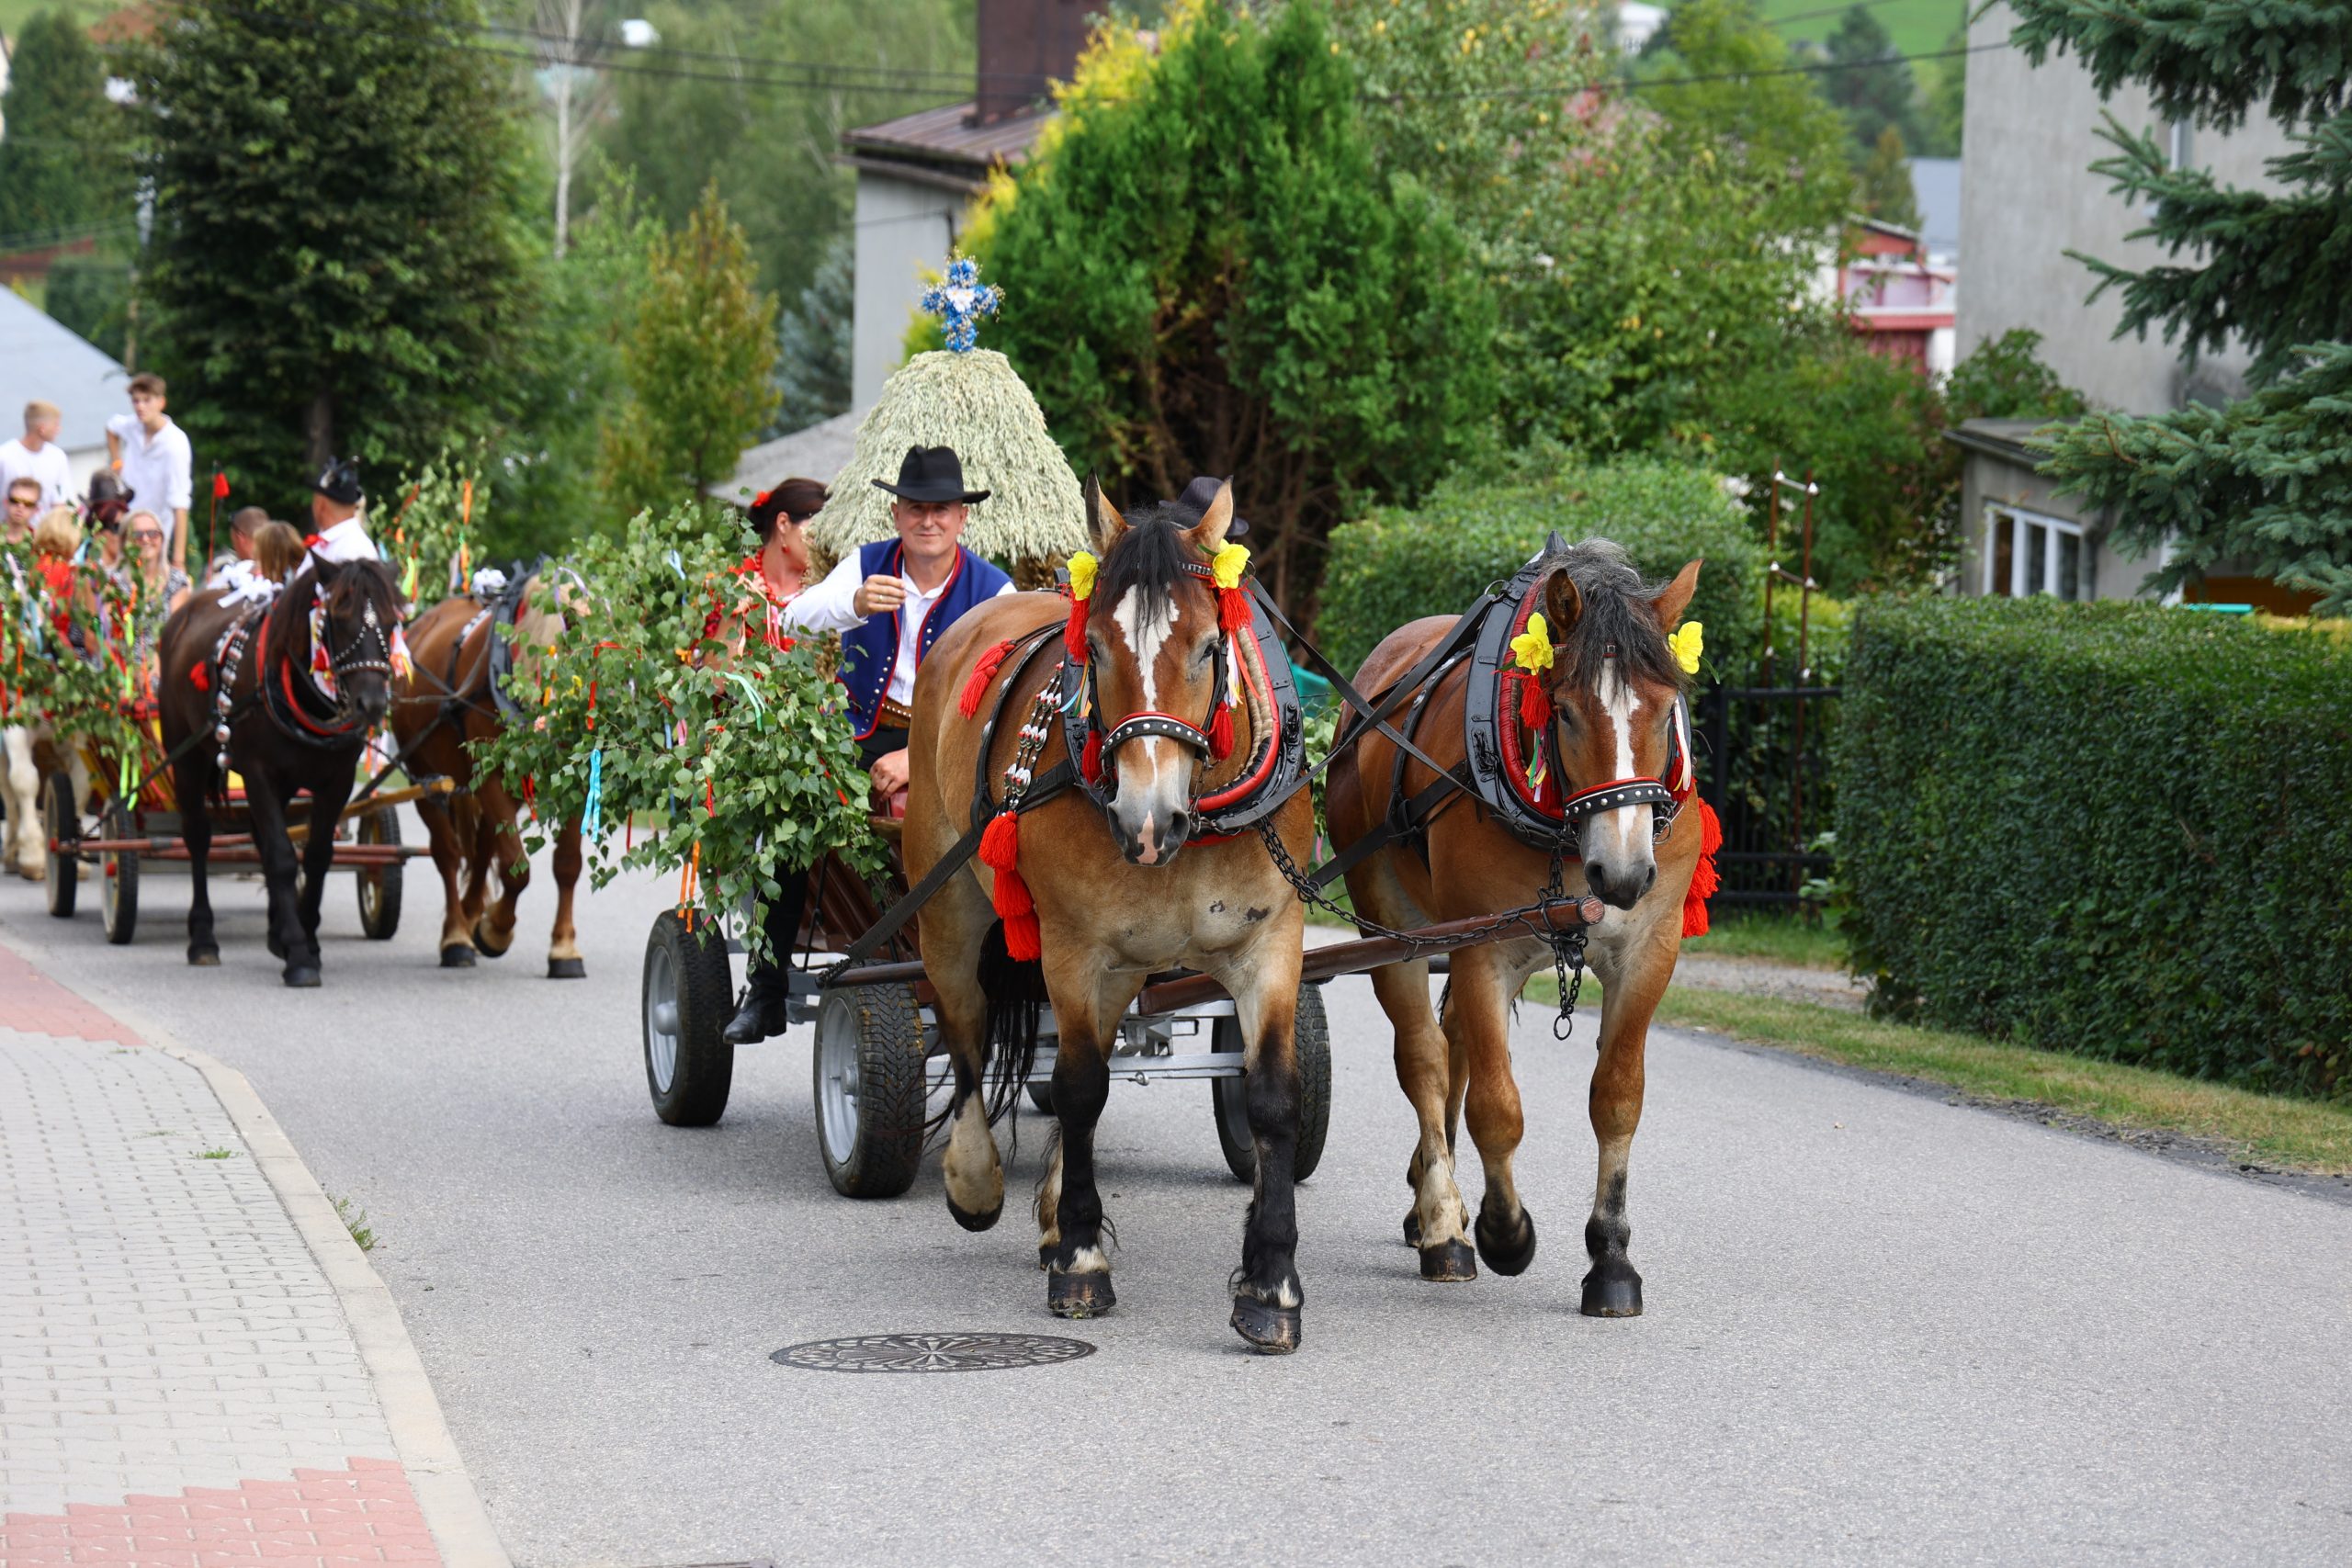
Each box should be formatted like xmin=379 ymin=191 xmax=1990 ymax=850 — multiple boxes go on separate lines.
xmin=158 ymin=558 xmax=404 ymax=987
xmin=1325 ymin=541 xmax=1703 ymax=1316
xmin=389 ymin=575 xmax=585 ymax=975
xmin=903 ymin=481 xmax=1318 ymax=1352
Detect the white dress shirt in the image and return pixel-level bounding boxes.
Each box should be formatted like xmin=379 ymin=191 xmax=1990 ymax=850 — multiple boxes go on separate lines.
xmin=789 ymin=548 xmax=1016 ymax=706
xmin=308 ymin=514 xmax=379 ymax=564
xmin=105 ymin=414 xmax=194 ymax=516
xmin=0 ymin=438 xmax=72 ymax=512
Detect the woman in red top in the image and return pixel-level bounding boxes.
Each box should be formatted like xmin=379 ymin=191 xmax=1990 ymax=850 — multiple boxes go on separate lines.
xmin=29 ymin=506 xmax=85 ymax=643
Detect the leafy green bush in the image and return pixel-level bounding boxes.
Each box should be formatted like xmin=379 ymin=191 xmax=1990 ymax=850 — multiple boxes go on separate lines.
xmin=1315 ymin=457 xmax=1763 ymax=678
xmin=1837 ymin=597 xmax=2352 ymax=1099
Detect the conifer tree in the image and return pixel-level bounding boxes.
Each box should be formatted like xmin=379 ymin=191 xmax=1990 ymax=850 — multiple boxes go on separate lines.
xmin=1857 ymin=125 xmax=1923 ymax=230
xmin=0 ymin=10 xmax=131 ymax=245
xmin=2008 ymin=1 xmax=2352 ymax=612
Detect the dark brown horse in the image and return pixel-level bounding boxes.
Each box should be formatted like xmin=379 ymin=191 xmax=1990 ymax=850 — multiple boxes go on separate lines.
xmin=388 ymin=576 xmax=584 ymax=974
xmin=903 ymin=481 xmax=1318 ymax=1351
xmin=1325 ymin=541 xmax=1703 ymax=1315
xmin=158 ymin=558 xmax=403 ymax=986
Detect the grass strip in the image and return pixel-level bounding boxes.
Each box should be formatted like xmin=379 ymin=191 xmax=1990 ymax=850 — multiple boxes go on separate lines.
xmin=1654 ymin=988 xmax=2352 ymax=1177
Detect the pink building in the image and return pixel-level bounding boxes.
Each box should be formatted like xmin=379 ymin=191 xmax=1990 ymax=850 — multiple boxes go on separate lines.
xmin=1835 ymin=220 xmax=1956 ymax=375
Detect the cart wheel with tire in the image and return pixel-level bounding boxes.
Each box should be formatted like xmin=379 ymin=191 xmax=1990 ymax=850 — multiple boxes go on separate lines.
xmin=812 ymin=982 xmax=928 ymax=1198
xmin=100 ymin=804 xmax=139 ymax=945
xmin=355 ymin=806 xmax=402 ymax=940
xmin=44 ymin=771 xmax=78 ymax=919
xmin=1212 ymin=981 xmax=1331 ymax=1184
xmin=640 ymin=909 xmax=737 ymax=1127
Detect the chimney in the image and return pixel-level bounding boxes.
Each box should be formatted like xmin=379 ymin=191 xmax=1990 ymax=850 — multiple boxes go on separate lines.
xmin=971 ymin=0 xmax=1088 ymax=125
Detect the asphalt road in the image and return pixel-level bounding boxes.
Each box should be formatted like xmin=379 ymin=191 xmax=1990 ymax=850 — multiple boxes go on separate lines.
xmin=6 ymin=818 xmax=2351 ymax=1568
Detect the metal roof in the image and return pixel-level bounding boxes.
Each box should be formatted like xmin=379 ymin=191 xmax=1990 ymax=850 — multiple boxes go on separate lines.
xmin=840 ymin=100 xmax=1056 ymax=172
xmin=0 ymin=288 xmax=129 ymax=452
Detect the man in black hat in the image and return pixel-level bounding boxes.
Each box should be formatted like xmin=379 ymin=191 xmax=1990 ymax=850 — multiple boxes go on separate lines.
xmin=724 ymin=444 xmax=1014 ymax=1044
xmin=306 ymin=457 xmax=373 ymax=563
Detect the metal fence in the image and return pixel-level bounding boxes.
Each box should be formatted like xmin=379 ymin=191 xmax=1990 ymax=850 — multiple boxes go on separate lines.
xmin=1695 ymin=682 xmax=1841 ymax=908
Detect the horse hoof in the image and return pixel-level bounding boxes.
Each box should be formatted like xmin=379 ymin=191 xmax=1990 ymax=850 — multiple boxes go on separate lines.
xmin=1580 ymin=1265 xmax=1644 ymax=1318
xmin=472 ymin=921 xmax=513 ymax=958
xmin=1419 ymin=1240 xmax=1478 ymax=1283
xmin=1037 ymin=1245 xmax=1055 ymax=1272
xmin=1046 ymin=1270 xmax=1115 ymax=1319
xmin=187 ymin=946 xmax=220 ymax=967
xmin=1402 ymin=1209 xmax=1422 ymax=1248
xmin=945 ymin=1192 xmax=1001 ymax=1234
xmin=1230 ymin=1296 xmax=1302 ymax=1355
xmin=283 ymin=966 xmax=322 ymax=989
xmin=547 ymin=956 xmax=586 ymax=979
xmin=440 ymin=943 xmax=476 ymax=969
xmin=1476 ymin=1206 xmax=1538 ymax=1277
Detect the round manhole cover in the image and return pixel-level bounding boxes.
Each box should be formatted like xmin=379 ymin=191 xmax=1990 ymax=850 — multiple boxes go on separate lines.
xmin=772 ymin=1332 xmax=1096 ymax=1374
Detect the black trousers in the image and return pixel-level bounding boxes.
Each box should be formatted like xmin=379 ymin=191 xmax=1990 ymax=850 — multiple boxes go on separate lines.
xmin=742 ymin=726 xmax=907 ymax=1001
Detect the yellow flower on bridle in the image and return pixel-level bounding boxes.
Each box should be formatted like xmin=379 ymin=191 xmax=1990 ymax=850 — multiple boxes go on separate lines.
xmin=1509 ymin=612 xmax=1555 ymax=674
xmin=1067 ymin=550 xmax=1098 ymax=603
xmin=1209 ymin=542 xmax=1250 ymax=591
xmin=1668 ymin=620 xmax=1704 ymax=676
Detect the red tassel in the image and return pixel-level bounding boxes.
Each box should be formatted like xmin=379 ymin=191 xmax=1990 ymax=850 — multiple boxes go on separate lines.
xmin=1518 ymin=671 xmax=1551 ymax=732
xmin=1064 ymin=598 xmax=1090 ymax=665
xmin=1208 ymin=701 xmax=1234 ymax=761
xmin=978 ymin=808 xmax=1034 ymax=919
xmin=1080 ymin=728 xmax=1103 ymax=784
xmin=1218 ymin=587 xmax=1250 ymax=637
xmin=959 ymin=638 xmax=1014 ymax=717
xmin=1681 ymin=797 xmax=1724 ymax=938
xmin=188 ymin=663 xmax=209 ymax=693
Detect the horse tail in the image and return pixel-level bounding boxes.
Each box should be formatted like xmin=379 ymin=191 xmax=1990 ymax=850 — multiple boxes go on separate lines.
xmin=970 ymin=916 xmax=1046 ymax=1138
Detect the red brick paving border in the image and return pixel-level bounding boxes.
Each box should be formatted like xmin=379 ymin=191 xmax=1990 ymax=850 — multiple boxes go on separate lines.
xmin=0 ymin=1457 xmax=442 ymax=1566
xmin=0 ymin=939 xmax=140 ymax=1046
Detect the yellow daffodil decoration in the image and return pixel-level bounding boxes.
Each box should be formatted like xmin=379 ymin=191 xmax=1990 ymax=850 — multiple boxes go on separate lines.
xmin=1510 ymin=612 xmax=1555 ymax=675
xmin=1066 ymin=550 xmax=1098 ymax=603
xmin=1210 ymin=542 xmax=1250 ymax=591
xmin=1063 ymin=550 xmax=1098 ymax=663
xmin=1668 ymin=621 xmax=1704 ymax=676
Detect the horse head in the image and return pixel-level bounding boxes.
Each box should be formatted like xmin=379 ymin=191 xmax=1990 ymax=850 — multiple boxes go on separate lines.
xmin=1081 ymin=475 xmax=1238 ymax=867
xmin=311 ymin=556 xmax=403 ymax=728
xmin=1532 ymin=544 xmax=1702 ymax=910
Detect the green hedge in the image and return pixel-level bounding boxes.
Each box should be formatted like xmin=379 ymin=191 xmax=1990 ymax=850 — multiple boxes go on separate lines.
xmin=1315 ymin=458 xmax=1764 ymax=679
xmin=1837 ymin=598 xmax=2352 ymax=1099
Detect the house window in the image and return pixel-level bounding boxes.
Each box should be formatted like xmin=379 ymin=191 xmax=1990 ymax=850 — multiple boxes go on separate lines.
xmin=1984 ymin=505 xmax=2085 ymax=599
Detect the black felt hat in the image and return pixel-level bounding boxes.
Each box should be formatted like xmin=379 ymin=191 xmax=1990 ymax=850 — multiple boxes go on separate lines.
xmin=1174 ymin=474 xmax=1250 ymax=539
xmin=871 ymin=446 xmax=989 ymax=505
xmin=312 ymin=456 xmax=364 ymax=507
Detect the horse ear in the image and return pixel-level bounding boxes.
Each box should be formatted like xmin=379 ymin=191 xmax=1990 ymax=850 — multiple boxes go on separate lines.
xmin=1084 ymin=473 xmax=1128 ymax=554
xmin=1543 ymin=567 xmax=1582 ymax=637
xmin=1652 ymin=558 xmax=1702 ymax=628
xmin=1180 ymin=478 xmax=1236 ymax=556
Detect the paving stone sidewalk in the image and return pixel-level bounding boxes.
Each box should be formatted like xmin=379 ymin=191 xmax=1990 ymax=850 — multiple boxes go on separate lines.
xmin=0 ymin=942 xmax=449 ymax=1566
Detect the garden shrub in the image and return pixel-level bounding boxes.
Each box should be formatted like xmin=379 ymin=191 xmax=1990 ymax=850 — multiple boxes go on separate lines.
xmin=1315 ymin=457 xmax=1763 ymax=679
xmin=1837 ymin=597 xmax=2352 ymax=1099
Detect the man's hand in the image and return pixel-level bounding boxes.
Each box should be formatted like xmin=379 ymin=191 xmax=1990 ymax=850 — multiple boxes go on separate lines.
xmin=869 ymin=748 xmax=910 ymax=799
xmin=853 ymin=574 xmax=909 ymax=617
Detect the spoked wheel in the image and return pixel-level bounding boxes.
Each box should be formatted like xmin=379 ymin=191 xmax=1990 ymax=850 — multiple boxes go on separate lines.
xmin=100 ymin=805 xmax=139 ymax=945
xmin=355 ymin=806 xmax=402 ymax=940
xmin=813 ymin=983 xmax=927 ymax=1199
xmin=44 ymin=772 xmax=79 ymax=919
xmin=1213 ymin=982 xmax=1332 ymax=1185
xmin=641 ymin=910 xmax=735 ymax=1126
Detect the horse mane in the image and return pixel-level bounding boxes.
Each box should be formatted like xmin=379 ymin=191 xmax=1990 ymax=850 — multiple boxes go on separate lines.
xmin=1544 ymin=538 xmax=1685 ymax=691
xmin=1093 ymin=503 xmax=1204 ymax=625
xmin=261 ymin=563 xmax=322 ymax=679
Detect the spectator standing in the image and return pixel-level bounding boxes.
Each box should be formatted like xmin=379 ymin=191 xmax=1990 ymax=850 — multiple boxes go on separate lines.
xmin=105 ymin=374 xmax=193 ymax=572
xmin=5 ymin=476 xmax=40 ymax=548
xmin=124 ymin=510 xmax=189 ymax=618
xmin=0 ymin=401 xmax=73 ymax=513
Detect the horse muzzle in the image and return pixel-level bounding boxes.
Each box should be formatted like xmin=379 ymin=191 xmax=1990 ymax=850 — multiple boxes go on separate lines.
xmin=1110 ymin=802 xmax=1193 ymax=867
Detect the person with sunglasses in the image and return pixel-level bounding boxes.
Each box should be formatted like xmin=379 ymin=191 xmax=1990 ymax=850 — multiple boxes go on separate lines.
xmin=124 ymin=509 xmax=190 ymax=618
xmin=4 ymin=476 xmax=39 ymax=550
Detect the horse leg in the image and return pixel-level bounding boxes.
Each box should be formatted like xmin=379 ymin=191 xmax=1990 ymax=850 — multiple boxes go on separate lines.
xmin=470 ymin=784 xmax=525 ymax=957
xmin=423 ymin=795 xmax=476 ymax=966
xmin=1579 ymin=923 xmax=1677 ymax=1318
xmin=243 ymin=776 xmax=313 ymax=986
xmin=1222 ymin=959 xmax=1306 ymax=1354
xmin=1448 ymin=942 xmax=1544 ymax=1279
xmin=3 ymin=727 xmax=43 ymax=876
xmin=918 ymin=868 xmax=1002 ymax=1230
xmin=177 ymin=753 xmax=218 ymax=965
xmin=546 ymin=813 xmax=584 ymax=978
xmin=1039 ymin=956 xmax=1137 ymax=1319
xmin=296 ymin=773 xmax=353 ymax=972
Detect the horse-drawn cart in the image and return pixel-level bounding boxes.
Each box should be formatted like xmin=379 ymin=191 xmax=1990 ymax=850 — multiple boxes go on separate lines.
xmin=41 ymin=707 xmax=439 ymax=945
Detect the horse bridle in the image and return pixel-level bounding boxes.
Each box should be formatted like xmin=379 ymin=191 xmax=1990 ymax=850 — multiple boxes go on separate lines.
xmin=330 ymin=598 xmax=395 ymax=680
xmin=1083 ymin=559 xmax=1232 ymax=793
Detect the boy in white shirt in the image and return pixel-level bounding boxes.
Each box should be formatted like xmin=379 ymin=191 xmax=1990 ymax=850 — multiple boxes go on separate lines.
xmin=105 ymin=374 xmax=194 ymax=572
xmin=0 ymin=400 xmax=72 ymax=513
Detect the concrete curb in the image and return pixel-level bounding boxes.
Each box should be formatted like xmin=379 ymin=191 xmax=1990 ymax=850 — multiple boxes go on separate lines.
xmin=0 ymin=928 xmax=512 ymax=1568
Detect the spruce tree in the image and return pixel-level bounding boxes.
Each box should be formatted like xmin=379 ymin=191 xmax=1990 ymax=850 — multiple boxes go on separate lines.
xmin=119 ymin=0 xmax=537 ymax=515
xmin=0 ymin=10 xmax=131 ymax=246
xmin=769 ymin=231 xmax=853 ymax=436
xmin=2007 ymin=1 xmax=2352 ymax=612
xmin=1823 ymin=6 xmax=1928 ymax=166
xmin=1857 ymin=125 xmax=1923 ymax=230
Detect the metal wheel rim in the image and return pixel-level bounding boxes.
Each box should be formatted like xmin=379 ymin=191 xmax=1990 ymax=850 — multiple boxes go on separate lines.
xmin=356 ymin=817 xmax=382 ymax=920
xmin=816 ymin=996 xmax=860 ymax=1167
xmin=644 ymin=942 xmax=680 ymax=1094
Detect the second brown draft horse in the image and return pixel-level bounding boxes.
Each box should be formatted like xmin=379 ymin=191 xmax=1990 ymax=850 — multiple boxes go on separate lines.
xmin=158 ymin=558 xmax=404 ymax=987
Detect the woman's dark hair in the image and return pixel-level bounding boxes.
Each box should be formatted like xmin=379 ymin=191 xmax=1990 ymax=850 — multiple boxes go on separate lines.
xmin=748 ymin=477 xmax=828 ymax=541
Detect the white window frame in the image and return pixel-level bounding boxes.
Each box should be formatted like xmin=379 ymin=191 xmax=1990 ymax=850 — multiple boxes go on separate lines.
xmin=1983 ymin=503 xmax=2086 ymax=599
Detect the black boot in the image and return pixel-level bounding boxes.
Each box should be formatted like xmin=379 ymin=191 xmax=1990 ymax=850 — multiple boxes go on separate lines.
xmin=723 ymin=989 xmax=790 ymax=1045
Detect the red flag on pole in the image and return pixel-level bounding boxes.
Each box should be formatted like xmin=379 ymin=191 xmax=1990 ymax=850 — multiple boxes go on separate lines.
xmin=211 ymin=471 xmax=231 ymax=500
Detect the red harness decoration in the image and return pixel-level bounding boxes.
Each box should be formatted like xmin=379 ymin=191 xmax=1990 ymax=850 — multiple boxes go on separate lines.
xmin=978 ymin=808 xmax=1039 ymax=960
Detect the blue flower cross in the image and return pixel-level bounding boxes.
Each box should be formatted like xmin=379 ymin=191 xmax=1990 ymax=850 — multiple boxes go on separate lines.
xmin=921 ymin=255 xmax=1003 ymax=354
